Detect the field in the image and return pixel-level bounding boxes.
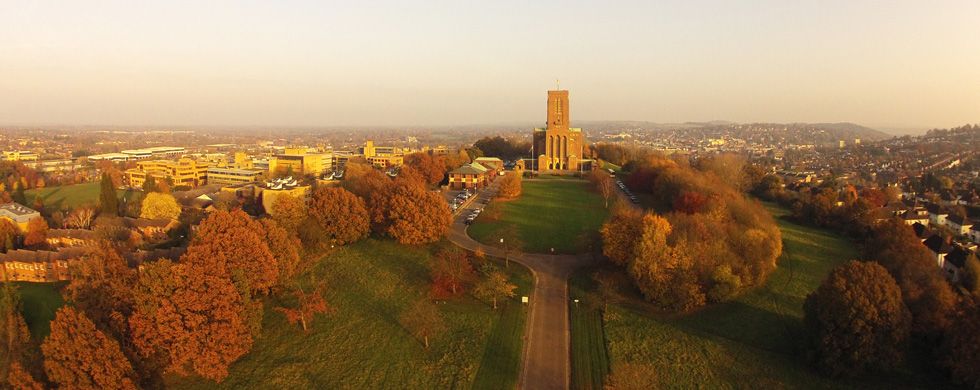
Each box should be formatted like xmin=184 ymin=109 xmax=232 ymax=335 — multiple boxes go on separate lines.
xmin=568 ymin=203 xmax=945 ymax=389
xmin=24 ymin=182 xmax=136 ymax=212
xmin=13 ymin=281 xmax=66 ymax=339
xmin=468 ymin=180 xmax=609 ymax=254
xmin=169 ymin=239 xmax=532 ymax=389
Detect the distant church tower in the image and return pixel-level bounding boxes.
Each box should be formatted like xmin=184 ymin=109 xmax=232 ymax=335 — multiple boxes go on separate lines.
xmin=533 ymin=89 xmax=587 ymax=171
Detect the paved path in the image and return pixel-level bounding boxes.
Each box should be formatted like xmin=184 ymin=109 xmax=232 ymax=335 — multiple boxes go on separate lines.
xmin=448 ymin=180 xmax=596 ymax=390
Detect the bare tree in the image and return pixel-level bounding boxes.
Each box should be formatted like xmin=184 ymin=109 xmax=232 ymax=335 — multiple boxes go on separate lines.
xmin=66 ymin=207 xmax=96 ymax=229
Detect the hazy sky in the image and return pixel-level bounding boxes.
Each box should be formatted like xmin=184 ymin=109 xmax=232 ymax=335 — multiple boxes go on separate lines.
xmin=1 ymin=1 xmax=978 ymax=131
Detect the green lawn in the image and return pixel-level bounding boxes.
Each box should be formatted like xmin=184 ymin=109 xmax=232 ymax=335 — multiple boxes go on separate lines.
xmin=569 ymin=274 xmax=610 ymax=390
xmin=25 ymin=182 xmax=136 ymax=212
xmin=568 ymin=203 xmax=945 ymax=388
xmin=168 ymin=239 xmax=532 ymax=389
xmin=13 ymin=281 xmax=66 ymax=339
xmin=468 ymin=181 xmax=609 ymax=254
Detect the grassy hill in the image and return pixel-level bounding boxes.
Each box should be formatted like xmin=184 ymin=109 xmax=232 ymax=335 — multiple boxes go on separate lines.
xmin=24 ymin=182 xmax=137 ymax=213
xmin=469 ymin=180 xmax=609 ymax=254
xmin=569 ymin=203 xmax=945 ymax=389
xmin=169 ymin=239 xmax=532 ymax=389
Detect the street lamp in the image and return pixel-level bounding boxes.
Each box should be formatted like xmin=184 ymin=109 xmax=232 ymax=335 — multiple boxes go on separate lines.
xmin=500 ymin=238 xmax=508 ymax=267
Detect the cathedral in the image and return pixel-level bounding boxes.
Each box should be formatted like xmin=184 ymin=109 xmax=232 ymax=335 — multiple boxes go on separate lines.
xmin=532 ymin=89 xmax=589 ymax=172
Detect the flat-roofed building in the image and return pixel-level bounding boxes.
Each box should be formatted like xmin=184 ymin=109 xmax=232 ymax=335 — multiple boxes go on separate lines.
xmin=126 ymin=157 xmax=210 ymax=188
xmin=2 ymin=151 xmax=39 ymax=162
xmin=0 ymin=203 xmax=42 ymax=231
xmin=269 ymin=147 xmax=332 ymax=177
xmin=259 ymin=177 xmax=310 ymax=214
xmin=86 ymin=153 xmax=132 ymax=162
xmin=207 ymin=167 xmax=265 ymax=186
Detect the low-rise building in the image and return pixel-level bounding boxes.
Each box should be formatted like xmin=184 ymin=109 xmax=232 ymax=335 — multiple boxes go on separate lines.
xmin=269 ymin=148 xmax=332 ymax=177
xmin=207 ymin=167 xmax=265 ymax=186
xmin=945 ymin=214 xmax=973 ymax=236
xmin=2 ymin=150 xmax=39 ymax=162
xmin=474 ymin=157 xmax=505 ymax=172
xmin=0 ymin=203 xmax=41 ymax=231
xmin=260 ymin=177 xmax=310 ymax=214
xmin=126 ymin=158 xmax=211 ymax=188
xmin=448 ymin=162 xmax=492 ymax=190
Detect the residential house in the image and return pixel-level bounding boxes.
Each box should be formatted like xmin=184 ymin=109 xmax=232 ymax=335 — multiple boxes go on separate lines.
xmin=923 ymin=234 xmax=953 ymax=268
xmin=0 ymin=247 xmax=87 ymax=282
xmin=945 ymin=214 xmax=973 ymax=236
xmin=926 ymin=204 xmax=948 ymax=227
xmin=46 ymin=229 xmax=100 ymax=248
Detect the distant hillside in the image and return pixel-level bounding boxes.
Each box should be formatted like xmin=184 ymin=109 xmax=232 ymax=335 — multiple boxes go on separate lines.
xmin=801 ymin=122 xmax=891 ymax=141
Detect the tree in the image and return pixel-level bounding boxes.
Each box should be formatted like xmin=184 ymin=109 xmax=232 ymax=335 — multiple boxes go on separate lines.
xmin=398 ymin=299 xmax=445 ymax=349
xmin=64 ymin=243 xmax=137 ymax=339
xmin=308 ymin=187 xmax=370 ymax=245
xmin=140 ymin=192 xmax=181 ymax=220
xmin=431 ymin=248 xmax=475 ymax=295
xmin=628 ymin=214 xmax=705 ymax=311
xmin=385 ymin=180 xmax=452 ymax=245
xmin=269 ymin=193 xmax=306 ymax=234
xmin=600 ymin=208 xmax=643 ymax=266
xmin=0 ymin=219 xmax=17 ymax=253
xmin=65 ymin=207 xmax=96 ymax=229
xmin=129 ymin=257 xmax=254 ymax=382
xmin=961 ymin=254 xmax=980 ymax=297
xmin=473 ymin=271 xmax=517 ymax=309
xmin=22 ymin=217 xmax=47 ymax=249
xmin=673 ymin=191 xmax=709 ymax=214
xmin=1 ymin=283 xmax=31 ymax=385
xmin=497 ymin=173 xmax=522 ymax=199
xmin=99 ymin=173 xmax=119 ymax=216
xmin=11 ymin=182 xmax=26 ymax=205
xmin=42 ymin=307 xmax=137 ymax=389
xmin=589 ymin=172 xmax=614 ymax=208
xmin=142 ymin=175 xmax=158 ymax=193
xmin=260 ymin=219 xmax=303 ymax=287
xmin=404 ymin=153 xmax=446 ymax=186
xmin=803 ymin=261 xmax=911 ymax=377
xmin=275 ymin=285 xmax=331 ymax=332
xmin=191 ymin=209 xmax=279 ymax=294
xmin=940 ymin=299 xmax=980 ymax=386
xmin=7 ymin=361 xmax=42 ymax=390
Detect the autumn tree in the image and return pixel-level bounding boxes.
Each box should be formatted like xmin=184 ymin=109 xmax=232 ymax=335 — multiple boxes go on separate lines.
xmin=269 ymin=193 xmax=306 ymax=234
xmin=275 ymin=285 xmax=331 ymax=332
xmin=473 ymin=271 xmax=517 ymax=309
xmin=99 ymin=172 xmax=119 ymax=216
xmin=384 ymin=179 xmax=452 ymax=245
xmin=308 ymin=187 xmax=370 ymax=245
xmin=42 ymin=307 xmax=137 ymax=389
xmin=140 ymin=192 xmax=181 ymax=220
xmin=803 ymin=261 xmax=911 ymax=377
xmin=0 ymin=219 xmax=17 ymax=253
xmin=191 ymin=209 xmax=279 ymax=294
xmin=628 ymin=214 xmax=705 ymax=311
xmin=863 ymin=219 xmax=956 ymax=337
xmin=64 ymin=243 xmax=137 ymax=339
xmin=940 ymin=298 xmax=980 ymax=386
xmin=1 ymin=283 xmax=32 ymax=385
xmin=404 ymin=152 xmax=446 ymax=186
xmin=260 ymin=219 xmax=302 ymax=287
xmin=7 ymin=361 xmax=42 ymax=390
xmin=600 ymin=208 xmax=643 ymax=266
xmin=22 ymin=217 xmax=48 ymax=249
xmin=497 ymin=173 xmax=522 ymax=199
xmin=398 ymin=299 xmax=446 ymax=349
xmin=431 ymin=248 xmax=475 ymax=295
xmin=960 ymin=254 xmax=980 ymax=297
xmin=673 ymin=191 xmax=709 ymax=214
xmin=129 ymin=255 xmax=254 ymax=382
xmin=66 ymin=207 xmax=96 ymax=229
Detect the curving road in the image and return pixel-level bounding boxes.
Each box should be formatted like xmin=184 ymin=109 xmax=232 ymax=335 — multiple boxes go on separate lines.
xmin=448 ymin=180 xmax=596 ymax=390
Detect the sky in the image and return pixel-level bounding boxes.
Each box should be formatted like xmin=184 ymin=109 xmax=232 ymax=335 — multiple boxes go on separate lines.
xmin=1 ymin=1 xmax=978 ymax=132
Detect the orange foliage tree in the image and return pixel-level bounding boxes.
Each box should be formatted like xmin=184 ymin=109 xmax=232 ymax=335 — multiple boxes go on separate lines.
xmin=497 ymin=173 xmax=522 ymax=199
xmin=64 ymin=242 xmax=137 ymax=340
xmin=384 ymin=179 xmax=452 ymax=245
xmin=260 ymin=219 xmax=302 ymax=287
xmin=42 ymin=307 xmax=137 ymax=389
xmin=22 ymin=217 xmax=48 ymax=249
xmin=129 ymin=255 xmax=253 ymax=382
xmin=404 ymin=152 xmax=446 ymax=186
xmin=192 ymin=209 xmax=279 ymax=294
xmin=308 ymin=187 xmax=370 ymax=245
xmin=269 ymin=193 xmax=306 ymax=234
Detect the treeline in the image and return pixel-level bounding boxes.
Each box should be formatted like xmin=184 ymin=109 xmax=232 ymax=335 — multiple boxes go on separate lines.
xmin=471 ymin=136 xmax=530 ymax=161
xmin=802 ymin=218 xmax=979 ymax=385
xmin=600 ymin=153 xmax=781 ymax=311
